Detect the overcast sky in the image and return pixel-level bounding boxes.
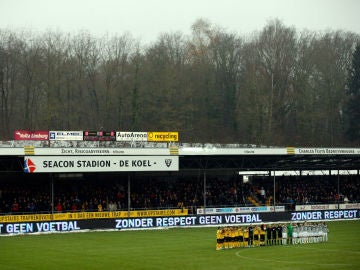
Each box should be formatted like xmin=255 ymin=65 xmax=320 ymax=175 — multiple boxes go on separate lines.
xmin=0 ymin=0 xmax=359 ymax=44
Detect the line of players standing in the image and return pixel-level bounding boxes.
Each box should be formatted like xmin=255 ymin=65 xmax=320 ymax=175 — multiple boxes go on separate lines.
xmin=216 ymin=222 xmax=328 ymax=250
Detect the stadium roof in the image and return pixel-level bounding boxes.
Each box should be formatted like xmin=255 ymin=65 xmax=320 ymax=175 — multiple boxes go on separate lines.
xmin=180 ymin=154 xmax=360 ymax=172
xmin=0 ymin=143 xmax=359 ymax=174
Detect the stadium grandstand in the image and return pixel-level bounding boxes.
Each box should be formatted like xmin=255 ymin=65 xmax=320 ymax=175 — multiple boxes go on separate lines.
xmin=1 ymin=131 xmax=359 ymax=217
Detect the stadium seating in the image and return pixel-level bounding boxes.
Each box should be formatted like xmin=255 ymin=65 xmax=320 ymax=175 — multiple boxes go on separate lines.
xmin=0 ymin=175 xmax=358 ymax=214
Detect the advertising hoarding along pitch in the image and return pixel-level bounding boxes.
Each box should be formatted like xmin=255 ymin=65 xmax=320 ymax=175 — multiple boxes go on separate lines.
xmin=1 ymin=209 xmax=358 ymax=235
xmin=0 ymin=209 xmax=188 ymax=223
xmin=295 ymin=203 xmax=360 ymax=211
xmin=196 ymin=206 xmax=285 ymax=214
xmin=24 ymin=156 xmax=179 ymax=173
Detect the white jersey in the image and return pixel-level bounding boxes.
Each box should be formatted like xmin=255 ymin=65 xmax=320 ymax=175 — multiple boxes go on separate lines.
xmin=282 ymin=225 xmax=288 ymax=245
xmin=293 ymin=225 xmax=298 ymax=238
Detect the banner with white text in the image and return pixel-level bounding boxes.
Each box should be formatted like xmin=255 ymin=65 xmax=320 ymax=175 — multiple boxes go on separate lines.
xmin=14 ymin=130 xmax=49 ymax=141
xmin=1 ymin=210 xmax=358 ymax=235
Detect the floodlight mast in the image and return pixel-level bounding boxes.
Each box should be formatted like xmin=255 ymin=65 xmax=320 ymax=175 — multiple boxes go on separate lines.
xmin=203 ymin=171 xmax=206 ymax=211
xmin=273 ymin=172 xmax=276 ymax=210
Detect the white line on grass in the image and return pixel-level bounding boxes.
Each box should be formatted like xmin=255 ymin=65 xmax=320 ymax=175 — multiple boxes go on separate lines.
xmin=300 ymin=246 xmax=360 ymax=255
xmin=234 ymin=249 xmax=353 ymax=267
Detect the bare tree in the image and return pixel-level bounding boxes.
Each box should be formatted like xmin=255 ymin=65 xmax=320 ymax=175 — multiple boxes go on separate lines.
xmin=255 ymin=19 xmax=297 ymax=144
xmin=0 ymin=30 xmax=23 ymax=138
xmin=100 ymin=34 xmax=136 ymax=129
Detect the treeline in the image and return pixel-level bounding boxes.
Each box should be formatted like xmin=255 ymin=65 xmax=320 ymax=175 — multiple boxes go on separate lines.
xmin=0 ymin=19 xmax=359 ymax=145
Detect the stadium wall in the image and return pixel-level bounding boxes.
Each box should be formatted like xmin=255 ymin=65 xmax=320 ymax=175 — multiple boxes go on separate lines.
xmin=1 ymin=209 xmax=359 ymax=235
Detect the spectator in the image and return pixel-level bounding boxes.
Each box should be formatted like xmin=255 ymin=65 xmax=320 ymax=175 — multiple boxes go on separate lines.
xmin=259 ymin=186 xmax=266 ymax=204
xmin=0 ymin=174 xmax=359 ymax=214
xmin=12 ymin=199 xmax=19 ymax=213
xmin=55 ymin=201 xmax=63 ymax=212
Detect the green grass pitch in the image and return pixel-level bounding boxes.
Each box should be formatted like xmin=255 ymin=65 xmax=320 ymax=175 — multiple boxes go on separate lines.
xmin=0 ymin=220 xmax=359 ymax=270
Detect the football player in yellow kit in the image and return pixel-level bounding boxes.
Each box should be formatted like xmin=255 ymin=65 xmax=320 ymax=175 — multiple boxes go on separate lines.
xmin=216 ymin=227 xmax=225 ymax=250
xmin=253 ymin=225 xmax=261 ymax=247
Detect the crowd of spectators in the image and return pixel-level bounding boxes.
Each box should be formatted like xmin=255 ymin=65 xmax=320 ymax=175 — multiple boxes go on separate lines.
xmin=0 ymin=174 xmax=359 ymax=215
xmin=251 ymin=175 xmax=360 ymax=209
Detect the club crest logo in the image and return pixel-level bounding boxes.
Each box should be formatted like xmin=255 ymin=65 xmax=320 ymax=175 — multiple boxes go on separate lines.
xmin=49 ymin=132 xmax=56 ymax=140
xmin=24 ymin=158 xmax=36 ymax=173
xmin=165 ymin=159 xmax=172 ymax=167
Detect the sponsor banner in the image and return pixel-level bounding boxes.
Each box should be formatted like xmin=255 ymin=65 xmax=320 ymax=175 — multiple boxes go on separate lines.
xmin=49 ymin=131 xmax=83 ymax=141
xmin=296 ymin=203 xmax=360 ymax=211
xmin=178 ymin=147 xmax=360 ymax=156
xmin=295 ymin=148 xmax=360 ymax=155
xmin=116 ymin=132 xmax=148 ymax=142
xmin=197 ymin=206 xmax=285 ymax=215
xmin=3 ymin=146 xmax=360 ymax=156
xmin=296 ymin=204 xmax=339 ymax=211
xmin=148 ymin=132 xmax=179 ymax=142
xmin=133 ymin=209 xmax=188 ymax=217
xmin=1 ymin=210 xmax=358 ymax=235
xmin=24 ymin=156 xmax=179 ymax=173
xmin=179 ymin=147 xmax=288 ymax=155
xmin=83 ymin=131 xmax=116 ymax=141
xmin=33 ymin=148 xmax=171 ymax=156
xmin=197 ymin=208 xmax=238 ymax=214
xmin=14 ymin=130 xmax=49 ymax=141
xmin=0 ymin=209 xmax=188 ymax=223
xmin=269 ymin=206 xmax=286 ymax=212
xmin=340 ymin=203 xmax=360 ymax=209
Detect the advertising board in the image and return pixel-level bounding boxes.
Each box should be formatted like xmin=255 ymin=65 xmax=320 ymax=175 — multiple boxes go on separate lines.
xmin=148 ymin=132 xmax=178 ymax=142
xmin=14 ymin=130 xmax=49 ymax=141
xmin=24 ymin=156 xmax=179 ymax=173
xmin=49 ymin=131 xmax=83 ymax=141
xmin=83 ymin=131 xmax=116 ymax=141
xmin=1 ymin=209 xmax=358 ymax=235
xmin=116 ymin=132 xmax=148 ymax=142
